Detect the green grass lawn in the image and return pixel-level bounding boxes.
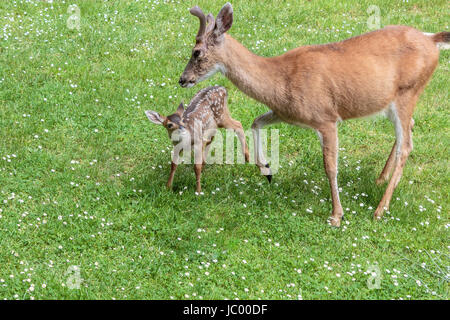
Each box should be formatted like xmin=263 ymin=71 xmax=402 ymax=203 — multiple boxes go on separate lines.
xmin=0 ymin=0 xmax=448 ymax=300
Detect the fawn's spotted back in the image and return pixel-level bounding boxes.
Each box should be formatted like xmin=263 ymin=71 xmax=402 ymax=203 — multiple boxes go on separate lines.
xmin=182 ymin=85 xmax=229 ymax=133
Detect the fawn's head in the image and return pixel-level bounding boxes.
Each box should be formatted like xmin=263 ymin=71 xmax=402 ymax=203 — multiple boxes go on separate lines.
xmin=179 ymin=3 xmax=233 ymax=88
xmin=145 ymin=102 xmax=186 ymax=137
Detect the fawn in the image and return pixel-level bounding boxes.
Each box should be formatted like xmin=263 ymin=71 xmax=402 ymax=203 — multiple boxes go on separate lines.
xmin=145 ymin=86 xmax=249 ymax=192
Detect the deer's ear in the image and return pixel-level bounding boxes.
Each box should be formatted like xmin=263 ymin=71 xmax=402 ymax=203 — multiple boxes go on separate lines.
xmin=176 ymin=102 xmax=184 ymax=116
xmin=214 ymin=3 xmax=233 ymax=39
xmin=145 ymin=110 xmax=165 ymax=125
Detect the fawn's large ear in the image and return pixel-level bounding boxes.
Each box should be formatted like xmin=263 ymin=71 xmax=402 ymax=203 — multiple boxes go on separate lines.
xmin=213 ymin=3 xmax=233 ymax=39
xmin=145 ymin=110 xmax=165 ymax=125
xmin=176 ymin=102 xmax=184 ymax=116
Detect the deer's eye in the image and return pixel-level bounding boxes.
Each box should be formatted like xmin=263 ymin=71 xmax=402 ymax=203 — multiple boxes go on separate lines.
xmin=167 ymin=123 xmax=174 ymax=129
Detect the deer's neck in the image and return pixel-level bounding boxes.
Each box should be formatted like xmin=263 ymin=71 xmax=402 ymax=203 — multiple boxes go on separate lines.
xmin=219 ymin=34 xmax=283 ymax=107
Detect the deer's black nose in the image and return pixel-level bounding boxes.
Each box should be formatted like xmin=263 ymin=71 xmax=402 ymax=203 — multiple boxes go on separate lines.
xmin=179 ymin=75 xmax=195 ymax=88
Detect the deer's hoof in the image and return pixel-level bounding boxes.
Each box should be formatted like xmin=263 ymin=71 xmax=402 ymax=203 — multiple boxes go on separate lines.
xmin=263 ymin=164 xmax=272 ymax=183
xmin=374 ymin=202 xmax=388 ymax=220
xmin=329 ymin=216 xmax=341 ymax=227
xmin=374 ymin=210 xmax=384 ymax=221
xmin=259 ymin=164 xmax=271 ymax=176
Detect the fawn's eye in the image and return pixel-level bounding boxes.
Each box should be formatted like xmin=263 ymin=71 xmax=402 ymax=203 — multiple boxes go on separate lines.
xmin=193 ymin=50 xmax=201 ymax=58
xmin=167 ymin=123 xmax=173 ymax=129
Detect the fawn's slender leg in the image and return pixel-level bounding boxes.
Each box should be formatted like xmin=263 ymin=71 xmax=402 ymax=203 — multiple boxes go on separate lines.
xmin=221 ymin=118 xmax=250 ymax=163
xmin=374 ymin=103 xmax=414 ymax=219
xmin=167 ymin=162 xmax=178 ymax=189
xmin=318 ymin=123 xmax=343 ymax=227
xmin=167 ymin=147 xmax=182 ymax=189
xmin=251 ymin=111 xmax=281 ymax=180
xmin=194 ymin=163 xmax=202 ymax=193
xmin=192 ymin=132 xmax=203 ymax=193
xmin=203 ymin=137 xmax=214 ymax=167
xmin=233 ymin=121 xmax=250 ymax=163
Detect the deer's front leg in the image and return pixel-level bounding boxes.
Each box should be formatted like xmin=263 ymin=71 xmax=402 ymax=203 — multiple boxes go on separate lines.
xmin=318 ymin=123 xmax=343 ymax=227
xmin=251 ymin=111 xmax=281 ymax=182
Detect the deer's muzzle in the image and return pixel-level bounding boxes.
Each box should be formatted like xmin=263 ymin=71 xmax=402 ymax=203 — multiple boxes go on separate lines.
xmin=179 ymin=75 xmax=196 ymax=88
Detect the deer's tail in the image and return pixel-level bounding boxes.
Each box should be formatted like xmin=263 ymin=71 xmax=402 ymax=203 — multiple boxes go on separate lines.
xmin=424 ymin=31 xmax=450 ymax=50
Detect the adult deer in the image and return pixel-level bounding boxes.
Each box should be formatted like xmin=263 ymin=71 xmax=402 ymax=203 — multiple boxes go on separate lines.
xmin=179 ymin=3 xmax=449 ymax=226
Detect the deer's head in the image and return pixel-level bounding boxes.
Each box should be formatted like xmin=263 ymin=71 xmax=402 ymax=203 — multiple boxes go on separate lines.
xmin=145 ymin=102 xmax=187 ymax=138
xmin=179 ymin=3 xmax=233 ymax=88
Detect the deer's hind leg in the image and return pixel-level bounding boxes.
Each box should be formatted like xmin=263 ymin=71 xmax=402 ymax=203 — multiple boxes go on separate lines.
xmin=374 ymin=101 xmax=415 ymax=219
xmin=376 ymin=118 xmax=414 ymax=185
xmin=376 ymin=141 xmax=397 ymax=185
